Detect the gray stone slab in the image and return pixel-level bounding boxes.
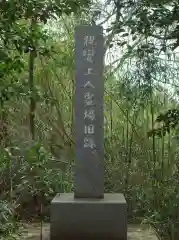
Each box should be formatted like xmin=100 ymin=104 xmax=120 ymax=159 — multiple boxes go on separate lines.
xmin=75 ymin=25 xmax=104 ymax=198
xmin=50 ymin=193 xmax=127 ymax=240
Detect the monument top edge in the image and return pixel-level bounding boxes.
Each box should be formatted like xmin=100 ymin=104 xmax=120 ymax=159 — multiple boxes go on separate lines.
xmin=75 ymin=25 xmax=103 ymax=30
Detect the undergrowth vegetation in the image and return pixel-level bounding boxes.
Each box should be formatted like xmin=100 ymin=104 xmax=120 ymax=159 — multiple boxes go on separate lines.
xmin=1 ymin=0 xmax=179 ymax=239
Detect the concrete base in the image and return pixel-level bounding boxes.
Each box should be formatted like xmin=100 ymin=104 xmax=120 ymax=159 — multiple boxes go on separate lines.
xmin=50 ymin=193 xmax=127 ymax=240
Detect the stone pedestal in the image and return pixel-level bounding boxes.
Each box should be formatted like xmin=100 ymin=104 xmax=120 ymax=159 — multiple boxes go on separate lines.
xmin=50 ymin=193 xmax=127 ymax=240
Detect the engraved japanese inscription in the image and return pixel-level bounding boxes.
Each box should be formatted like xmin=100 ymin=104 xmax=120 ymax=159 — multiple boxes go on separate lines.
xmin=75 ymin=25 xmax=104 ymax=198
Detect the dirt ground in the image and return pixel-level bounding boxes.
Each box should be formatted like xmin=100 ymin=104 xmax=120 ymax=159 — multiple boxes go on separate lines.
xmin=15 ymin=223 xmax=158 ymax=240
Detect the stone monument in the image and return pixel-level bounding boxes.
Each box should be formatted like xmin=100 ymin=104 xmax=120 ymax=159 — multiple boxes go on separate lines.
xmin=50 ymin=25 xmax=127 ymax=240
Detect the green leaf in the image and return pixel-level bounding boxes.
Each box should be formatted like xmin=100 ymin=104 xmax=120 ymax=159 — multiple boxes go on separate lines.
xmin=121 ymin=33 xmax=129 ymax=37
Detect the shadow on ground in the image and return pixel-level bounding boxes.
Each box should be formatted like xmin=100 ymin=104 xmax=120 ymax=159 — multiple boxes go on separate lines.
xmin=14 ymin=223 xmax=158 ymax=240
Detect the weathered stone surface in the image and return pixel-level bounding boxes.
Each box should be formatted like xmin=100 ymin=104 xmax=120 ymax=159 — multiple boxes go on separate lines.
xmin=51 ymin=193 xmax=127 ymax=239
xmin=75 ymin=25 xmax=104 ymax=198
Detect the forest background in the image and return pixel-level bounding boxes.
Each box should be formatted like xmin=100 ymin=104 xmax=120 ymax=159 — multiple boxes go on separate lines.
xmin=1 ymin=0 xmax=179 ymax=239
